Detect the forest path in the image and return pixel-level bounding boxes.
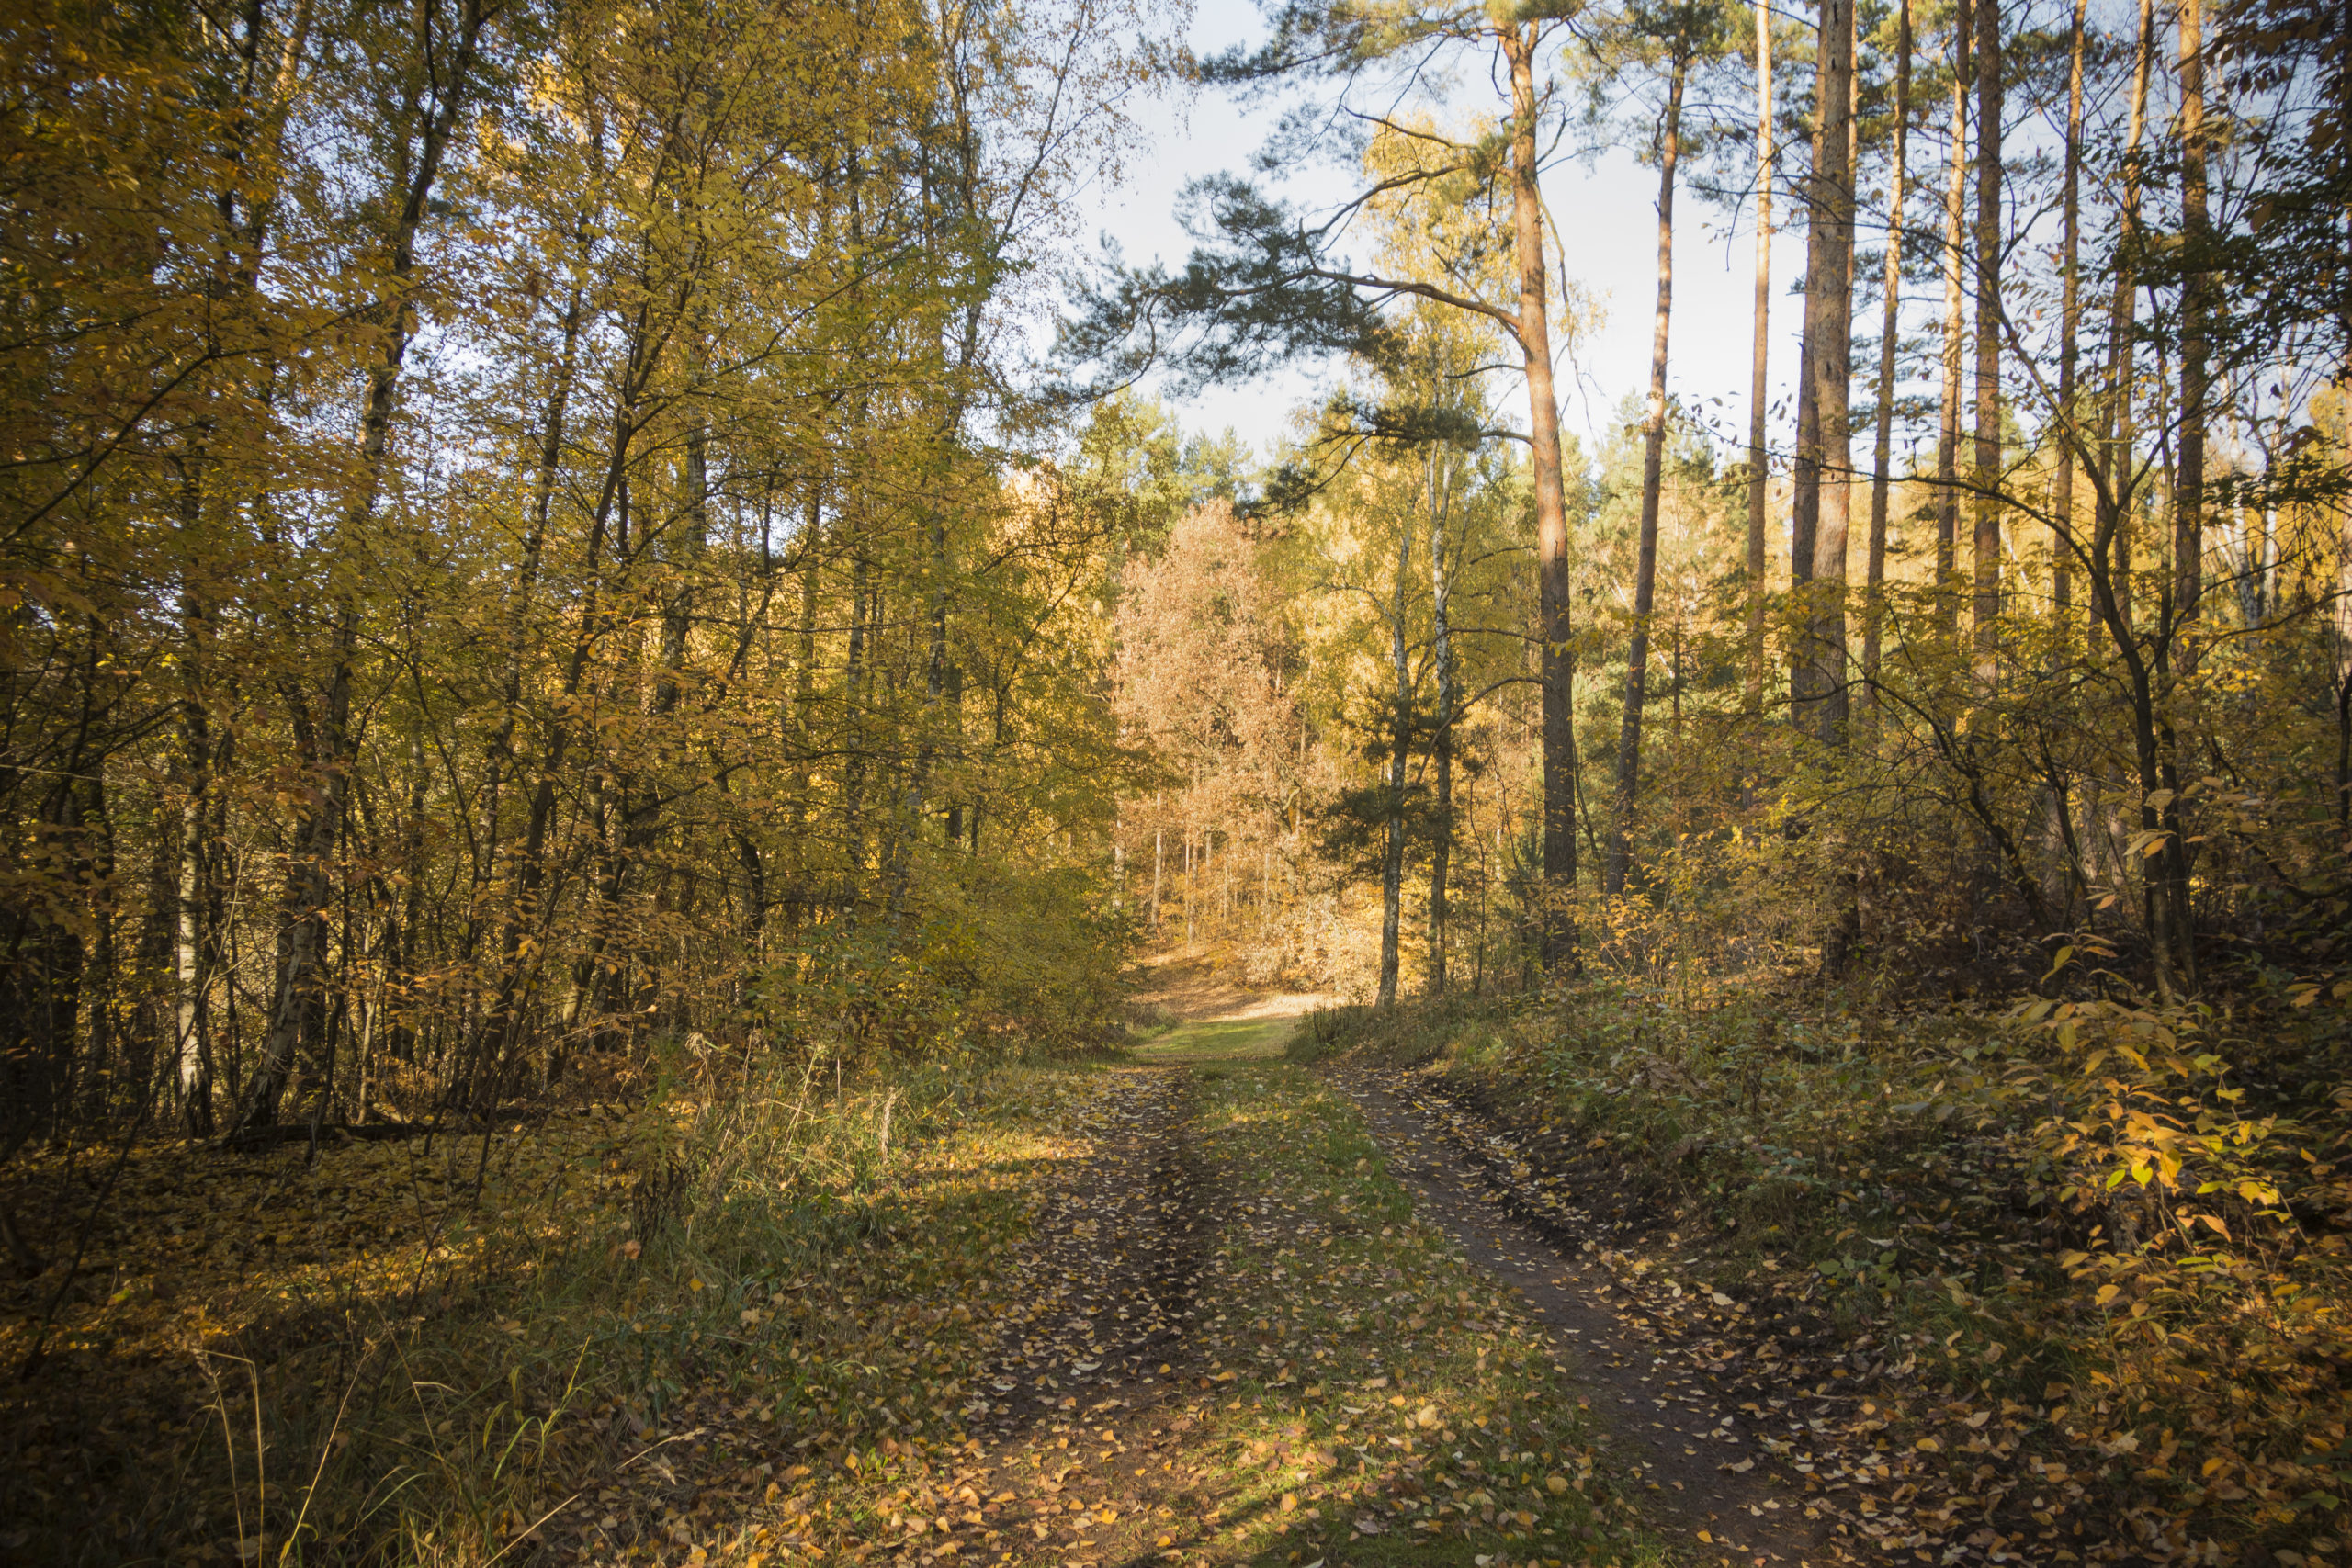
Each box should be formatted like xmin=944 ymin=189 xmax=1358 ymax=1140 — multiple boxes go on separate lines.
xmin=1029 ymin=991 xmax=1827 ymax=1564
xmin=1128 ymin=995 xmax=1832 ymax=1562
xmin=1328 ymin=1066 xmax=1837 ymax=1568
xmin=948 ymin=1020 xmax=1328 ymax=1567
xmin=952 ymin=1064 xmax=1213 ymax=1568
xmin=923 ymin=1028 xmax=1670 ymax=1568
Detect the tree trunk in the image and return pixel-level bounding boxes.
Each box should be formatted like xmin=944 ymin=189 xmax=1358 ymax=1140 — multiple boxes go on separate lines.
xmin=2176 ymin=0 xmax=2209 ymax=648
xmin=786 ymin=483 xmax=824 ymax=876
xmin=841 ymin=550 xmax=872 ymax=905
xmin=2052 ymin=0 xmax=2086 ymax=636
xmin=889 ymin=488 xmax=952 ymax=934
xmin=1790 ymin=29 xmax=1826 ymax=701
xmin=1378 ymin=520 xmax=1412 ymax=1010
xmin=2158 ymin=0 xmax=2211 ymax=987
xmin=1184 ymin=830 xmax=1195 ymax=945
xmin=175 ymin=784 xmax=213 ymax=1134
xmin=1795 ymin=0 xmax=1856 ymax=743
xmin=2099 ymin=0 xmax=2154 ymax=647
xmin=1863 ymin=0 xmax=1911 ymax=728
xmin=1934 ymin=0 xmax=1971 ymax=637
xmin=1428 ymin=447 xmax=1456 ymax=998
xmin=1744 ymin=1 xmax=1774 ymax=716
xmin=2337 ymin=403 xmax=2352 ymax=849
xmin=1970 ymin=0 xmax=2004 ymax=681
xmin=172 ymin=486 xmax=216 ymax=1135
xmin=1609 ymin=54 xmax=1686 ymax=895
xmin=1503 ymin=23 xmax=1579 ymax=972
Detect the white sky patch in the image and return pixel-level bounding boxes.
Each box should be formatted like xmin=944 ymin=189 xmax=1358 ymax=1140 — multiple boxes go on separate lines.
xmin=1063 ymin=0 xmax=1810 ymax=469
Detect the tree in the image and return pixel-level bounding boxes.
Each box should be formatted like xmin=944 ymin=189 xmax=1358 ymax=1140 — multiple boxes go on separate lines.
xmin=237 ymin=0 xmax=498 ymax=1135
xmin=1791 ymin=0 xmax=1857 ymax=743
xmin=1064 ymin=0 xmax=1593 ymax=968
xmin=0 ymin=0 xmax=1178 ymax=1162
xmin=1594 ymin=0 xmax=1728 ymax=897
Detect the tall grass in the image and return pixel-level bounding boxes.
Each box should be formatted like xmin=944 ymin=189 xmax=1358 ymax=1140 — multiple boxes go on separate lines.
xmin=9 ymin=1039 xmax=1040 ymax=1566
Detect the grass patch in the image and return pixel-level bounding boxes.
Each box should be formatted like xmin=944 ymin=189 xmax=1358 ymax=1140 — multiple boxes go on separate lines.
xmin=0 ymin=1053 xmax=1114 ymax=1565
xmin=1175 ymin=1059 xmax=1668 ymax=1568
xmin=1136 ymin=1017 xmax=1299 ymax=1063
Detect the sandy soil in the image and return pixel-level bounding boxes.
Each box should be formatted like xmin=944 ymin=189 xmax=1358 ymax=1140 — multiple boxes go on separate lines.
xmin=1125 ymin=953 xmax=1343 ymax=1024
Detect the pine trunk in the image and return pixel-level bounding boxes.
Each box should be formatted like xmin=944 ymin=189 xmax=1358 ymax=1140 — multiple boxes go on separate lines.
xmin=1970 ymin=0 xmax=2005 ymax=680
xmin=1378 ymin=520 xmax=1412 ymax=1009
xmin=1863 ymin=0 xmax=1911 ymax=728
xmin=2176 ymin=0 xmax=2209 ymax=641
xmin=1428 ymin=448 xmax=1456 ymax=998
xmin=1744 ymin=2 xmax=1774 ymax=716
xmin=1795 ymin=0 xmax=1855 ymax=742
xmin=2053 ymin=0 xmax=2086 ymax=633
xmin=1933 ymin=0 xmax=1971 ymax=636
xmin=1504 ymin=23 xmax=1579 ymax=972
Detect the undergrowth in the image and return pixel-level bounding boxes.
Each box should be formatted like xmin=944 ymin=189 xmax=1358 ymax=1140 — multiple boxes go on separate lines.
xmin=0 ymin=1041 xmax=1096 ymax=1565
xmin=1297 ymin=980 xmax=2352 ymax=1563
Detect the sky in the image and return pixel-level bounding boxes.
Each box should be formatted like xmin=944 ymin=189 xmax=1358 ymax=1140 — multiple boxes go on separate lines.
xmin=1069 ymin=0 xmax=1812 ymax=469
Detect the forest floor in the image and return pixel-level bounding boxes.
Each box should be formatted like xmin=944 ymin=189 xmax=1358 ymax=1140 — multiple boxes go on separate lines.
xmin=5 ymin=991 xmax=2099 ymax=1568
xmin=4 ymin=1010 xmax=1668 ymax=1568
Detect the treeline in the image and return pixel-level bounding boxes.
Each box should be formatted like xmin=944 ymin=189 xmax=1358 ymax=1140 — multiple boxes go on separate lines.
xmin=0 ymin=0 xmax=1168 ymax=1157
xmin=1080 ymin=0 xmax=2352 ymax=1009
xmin=10 ymin=0 xmax=2352 ymax=1160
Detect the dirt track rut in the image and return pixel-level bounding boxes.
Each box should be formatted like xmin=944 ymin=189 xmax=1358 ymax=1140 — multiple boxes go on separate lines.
xmin=1332 ymin=1066 xmax=1833 ymax=1568
xmin=951 ymin=1068 xmax=1218 ymax=1568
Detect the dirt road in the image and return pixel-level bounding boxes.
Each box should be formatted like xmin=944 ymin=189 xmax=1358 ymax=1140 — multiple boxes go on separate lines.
xmin=853 ymin=1001 xmax=1936 ymax=1568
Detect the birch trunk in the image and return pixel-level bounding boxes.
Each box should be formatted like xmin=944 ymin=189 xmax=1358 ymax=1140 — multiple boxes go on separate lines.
xmin=1609 ymin=54 xmax=1686 ymax=894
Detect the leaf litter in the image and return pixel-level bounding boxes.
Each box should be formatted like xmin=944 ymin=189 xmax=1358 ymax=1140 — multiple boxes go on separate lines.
xmin=12 ymin=1041 xmax=2169 ymax=1568
xmin=1337 ymin=1058 xmax=2304 ymax=1568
